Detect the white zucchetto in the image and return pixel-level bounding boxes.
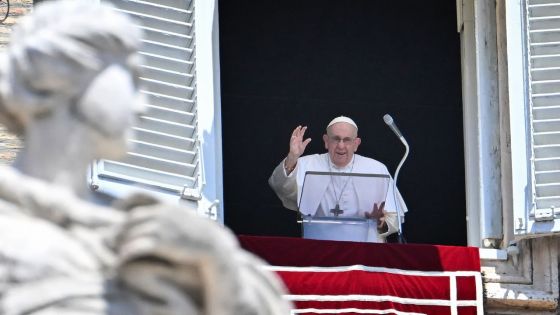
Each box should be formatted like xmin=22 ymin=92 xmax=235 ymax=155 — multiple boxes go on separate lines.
xmin=326 ymin=116 xmax=358 ymax=130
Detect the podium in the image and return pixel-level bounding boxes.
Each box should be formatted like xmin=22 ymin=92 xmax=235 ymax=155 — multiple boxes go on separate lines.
xmin=298 ymin=171 xmax=391 ymax=243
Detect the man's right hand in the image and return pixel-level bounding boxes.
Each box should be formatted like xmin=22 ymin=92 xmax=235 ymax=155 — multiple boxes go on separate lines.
xmin=285 ymin=125 xmax=311 ymax=171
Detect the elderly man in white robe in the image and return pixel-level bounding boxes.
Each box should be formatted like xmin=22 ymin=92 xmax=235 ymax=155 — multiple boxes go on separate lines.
xmin=269 ymin=116 xmax=407 ymax=243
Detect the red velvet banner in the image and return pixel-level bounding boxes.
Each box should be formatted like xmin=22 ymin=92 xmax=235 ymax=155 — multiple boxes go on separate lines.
xmin=239 ymin=235 xmax=483 ymax=315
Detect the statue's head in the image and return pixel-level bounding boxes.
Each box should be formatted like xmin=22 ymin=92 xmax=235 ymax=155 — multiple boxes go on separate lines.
xmin=0 ymin=0 xmax=143 ymax=157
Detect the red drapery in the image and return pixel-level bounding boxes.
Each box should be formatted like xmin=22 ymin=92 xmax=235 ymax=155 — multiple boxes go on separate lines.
xmin=239 ymin=235 xmax=483 ymax=315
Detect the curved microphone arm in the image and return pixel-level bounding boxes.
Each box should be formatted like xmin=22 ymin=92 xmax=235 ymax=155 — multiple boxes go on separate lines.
xmin=393 ymin=138 xmax=409 ymax=243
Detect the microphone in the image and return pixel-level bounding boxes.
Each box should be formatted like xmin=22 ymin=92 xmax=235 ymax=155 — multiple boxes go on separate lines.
xmin=383 ymin=114 xmax=403 ymax=138
xmin=383 ymin=114 xmax=409 ymax=243
xmin=383 ymin=114 xmax=407 ymax=145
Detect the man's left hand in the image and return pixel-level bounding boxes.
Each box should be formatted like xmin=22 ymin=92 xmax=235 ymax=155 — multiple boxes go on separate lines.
xmin=364 ymin=201 xmax=386 ymax=228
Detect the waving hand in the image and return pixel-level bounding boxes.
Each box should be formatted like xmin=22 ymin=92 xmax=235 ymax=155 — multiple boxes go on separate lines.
xmin=285 ymin=125 xmax=311 ymax=172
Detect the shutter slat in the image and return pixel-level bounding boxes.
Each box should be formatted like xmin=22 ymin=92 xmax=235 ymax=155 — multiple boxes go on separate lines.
xmin=530 ymin=92 xmax=560 ymax=105
xmin=530 ymin=0 xmax=560 ymax=5
xmin=145 ymin=91 xmax=195 ymax=113
xmin=131 ymin=140 xmax=196 ymax=163
xmin=536 ymin=182 xmax=560 ymax=196
xmin=124 ymin=152 xmax=196 ymax=175
xmin=533 ymin=105 xmax=560 ymax=119
xmin=532 ymin=68 xmax=560 ymax=81
xmin=133 ymin=128 xmax=195 ymax=151
xmin=534 ymin=156 xmax=560 ymax=171
xmin=531 ymin=42 xmax=560 ymax=55
xmin=111 ymin=0 xmax=191 ymax=22
xmin=529 ymin=16 xmax=560 ymax=31
xmin=530 ymin=30 xmax=560 ymax=43
xmin=532 ymin=80 xmax=560 ymax=93
xmin=122 ymin=12 xmax=192 ymax=35
xmin=141 ymin=66 xmax=194 ymax=86
xmin=533 ymin=118 xmax=560 ymax=131
xmin=137 ymin=116 xmax=195 ymax=139
xmin=141 ymin=40 xmax=193 ymax=61
xmin=146 ymin=0 xmax=193 ymax=10
xmin=140 ymin=27 xmax=193 ymax=48
xmin=141 ymin=52 xmax=194 ymax=74
xmin=535 ymin=143 xmax=560 ymax=157
xmin=102 ymin=162 xmax=195 ymax=191
xmin=144 ymin=105 xmax=195 ymax=125
xmin=531 ymin=54 xmax=560 ymax=68
xmin=533 ymin=131 xmax=560 ymax=145
xmin=535 ymin=196 xmax=560 ymax=209
xmin=140 ymin=78 xmax=194 ymax=99
xmin=535 ymin=169 xmax=560 ymax=183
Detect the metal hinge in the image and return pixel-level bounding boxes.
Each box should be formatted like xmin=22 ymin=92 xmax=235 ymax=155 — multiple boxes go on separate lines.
xmin=181 ymin=186 xmax=202 ymax=201
xmin=534 ymin=207 xmax=555 ymax=222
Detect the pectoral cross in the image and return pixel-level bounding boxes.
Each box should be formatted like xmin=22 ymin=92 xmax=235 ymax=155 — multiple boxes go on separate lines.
xmin=330 ymin=204 xmax=344 ymax=217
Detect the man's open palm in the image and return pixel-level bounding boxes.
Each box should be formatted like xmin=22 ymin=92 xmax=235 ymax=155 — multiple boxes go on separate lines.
xmin=288 ymin=125 xmax=311 ymax=160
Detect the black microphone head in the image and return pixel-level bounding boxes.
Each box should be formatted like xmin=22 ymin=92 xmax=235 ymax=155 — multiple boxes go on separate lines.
xmin=383 ymin=114 xmax=393 ymax=125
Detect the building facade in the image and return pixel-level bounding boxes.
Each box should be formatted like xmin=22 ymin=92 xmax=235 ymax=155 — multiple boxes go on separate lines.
xmin=2 ymin=0 xmax=560 ymax=313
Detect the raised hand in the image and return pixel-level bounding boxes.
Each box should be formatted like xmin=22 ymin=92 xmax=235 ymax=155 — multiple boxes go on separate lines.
xmin=285 ymin=125 xmax=311 ymax=169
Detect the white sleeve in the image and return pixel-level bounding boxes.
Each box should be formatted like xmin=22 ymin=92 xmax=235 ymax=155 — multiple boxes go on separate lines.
xmin=384 ymin=178 xmax=407 ymax=217
xmin=379 ymin=212 xmax=399 ymax=239
xmin=379 ymin=179 xmax=406 ymax=238
xmin=268 ymin=159 xmax=298 ymax=211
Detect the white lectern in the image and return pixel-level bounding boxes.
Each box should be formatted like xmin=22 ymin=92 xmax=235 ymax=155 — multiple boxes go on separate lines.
xmin=298 ymin=171 xmax=390 ymax=243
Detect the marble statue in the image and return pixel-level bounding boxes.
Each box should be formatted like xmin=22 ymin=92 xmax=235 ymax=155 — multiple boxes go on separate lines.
xmin=0 ymin=1 xmax=291 ymax=314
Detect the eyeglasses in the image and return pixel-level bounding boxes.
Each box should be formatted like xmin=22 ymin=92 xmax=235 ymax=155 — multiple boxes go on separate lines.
xmin=328 ymin=136 xmax=355 ymax=145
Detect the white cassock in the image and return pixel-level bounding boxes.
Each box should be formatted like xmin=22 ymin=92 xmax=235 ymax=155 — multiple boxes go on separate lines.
xmin=269 ymin=153 xmax=407 ymax=243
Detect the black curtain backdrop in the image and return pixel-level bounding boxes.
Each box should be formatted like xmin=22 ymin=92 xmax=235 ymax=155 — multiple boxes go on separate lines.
xmin=218 ymin=0 xmax=466 ymax=246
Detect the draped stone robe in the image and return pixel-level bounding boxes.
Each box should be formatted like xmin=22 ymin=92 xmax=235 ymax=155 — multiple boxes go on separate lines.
xmin=0 ymin=166 xmax=291 ymax=315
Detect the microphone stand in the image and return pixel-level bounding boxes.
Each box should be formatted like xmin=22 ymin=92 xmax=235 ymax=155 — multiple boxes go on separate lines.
xmin=393 ymin=137 xmax=409 ymax=244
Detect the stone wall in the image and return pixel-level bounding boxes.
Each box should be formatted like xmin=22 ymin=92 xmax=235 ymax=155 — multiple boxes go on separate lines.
xmin=0 ymin=0 xmax=33 ymax=51
xmin=0 ymin=0 xmax=32 ymax=164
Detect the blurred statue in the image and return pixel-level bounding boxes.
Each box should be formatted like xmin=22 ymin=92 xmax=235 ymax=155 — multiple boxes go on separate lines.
xmin=0 ymin=1 xmax=290 ymax=314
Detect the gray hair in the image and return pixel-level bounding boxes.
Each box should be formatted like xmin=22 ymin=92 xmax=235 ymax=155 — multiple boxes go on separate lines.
xmin=0 ymin=0 xmax=142 ymax=135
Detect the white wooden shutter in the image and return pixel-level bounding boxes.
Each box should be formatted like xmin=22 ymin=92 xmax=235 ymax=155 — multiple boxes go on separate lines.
xmin=514 ymin=0 xmax=560 ymax=235
xmin=93 ymin=0 xmax=201 ymax=199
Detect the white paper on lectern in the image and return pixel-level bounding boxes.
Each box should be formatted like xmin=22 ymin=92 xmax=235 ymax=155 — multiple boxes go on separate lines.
xmin=297 ymin=171 xmax=391 ymax=217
